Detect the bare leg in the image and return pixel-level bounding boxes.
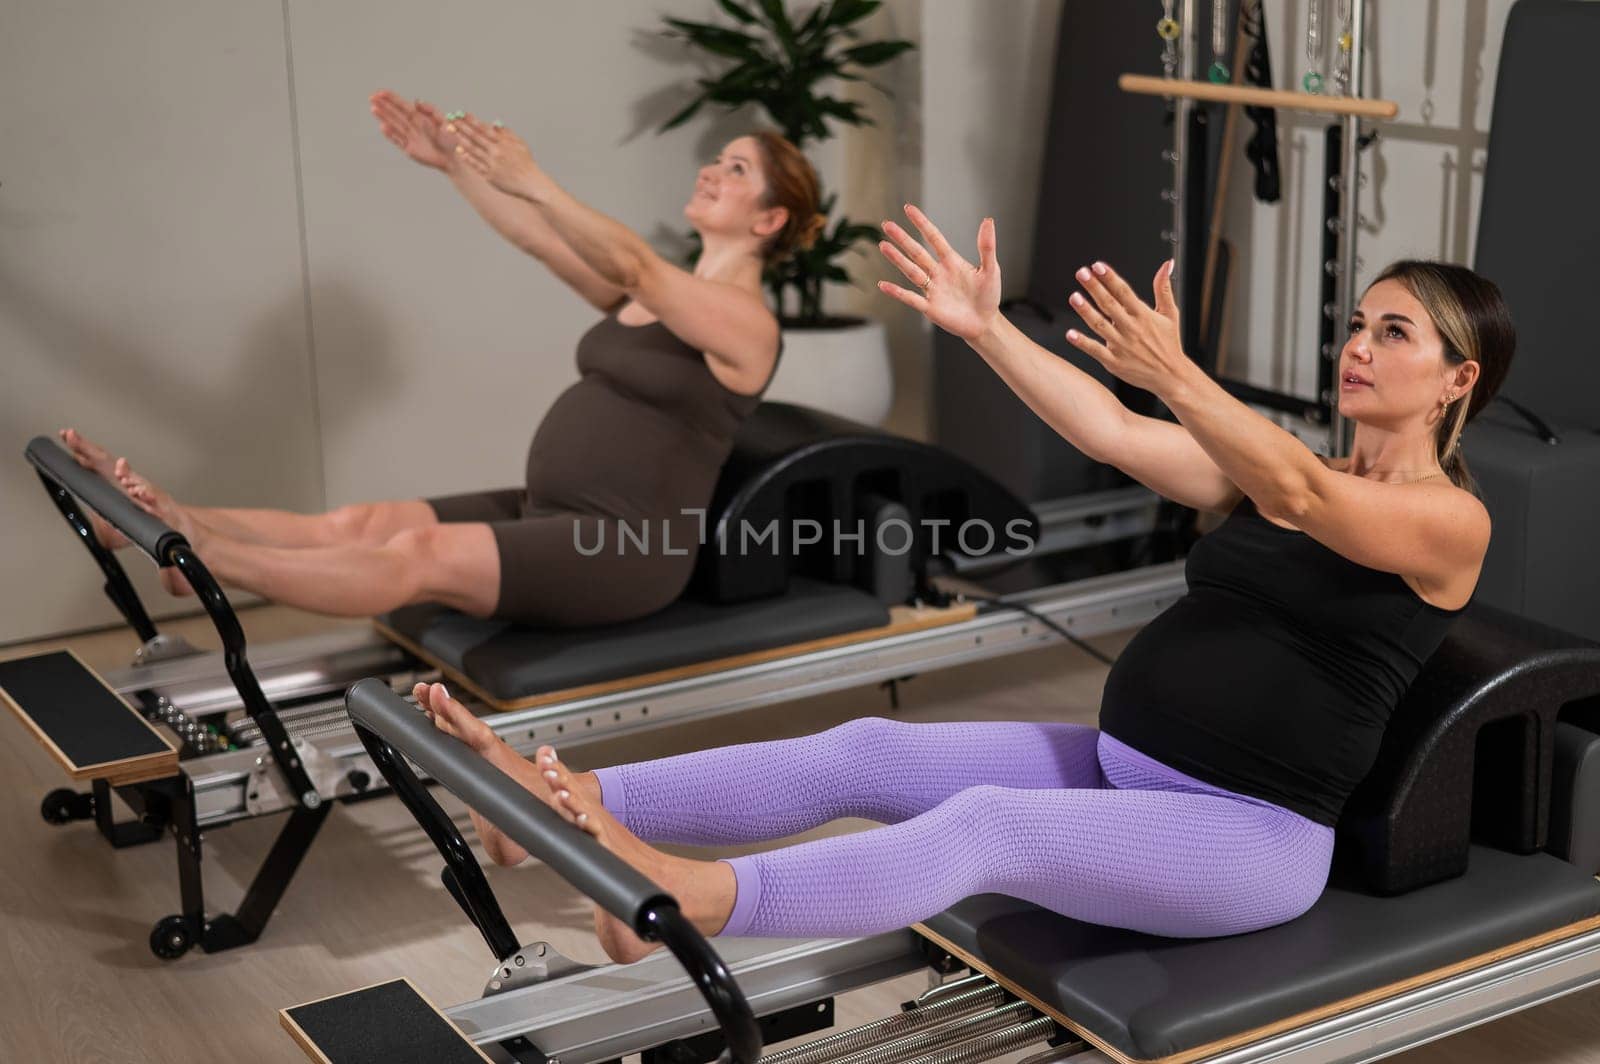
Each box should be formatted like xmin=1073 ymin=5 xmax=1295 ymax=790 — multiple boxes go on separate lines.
xmin=419 ymin=682 xmax=601 ymax=867
xmin=541 ymin=751 xmax=735 ymax=964
xmin=183 ymin=499 xmax=439 ymax=550
xmin=111 ymin=457 xmax=438 ymax=550
xmin=62 ymin=430 xmax=437 ymax=554
xmin=121 ymin=470 xmax=500 ymax=615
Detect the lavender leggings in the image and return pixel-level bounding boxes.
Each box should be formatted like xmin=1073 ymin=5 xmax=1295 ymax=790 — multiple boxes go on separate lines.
xmin=593 ymin=718 xmax=1334 ymax=940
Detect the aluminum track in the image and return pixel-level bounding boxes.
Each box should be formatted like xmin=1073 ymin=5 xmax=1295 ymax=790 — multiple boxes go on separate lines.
xmin=430 ymin=924 xmax=1600 ymax=1064
xmin=171 ymin=561 xmax=1185 ymax=825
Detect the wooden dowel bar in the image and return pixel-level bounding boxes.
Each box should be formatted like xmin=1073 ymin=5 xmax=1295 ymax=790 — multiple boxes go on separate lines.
xmin=1119 ymin=74 xmax=1399 ymax=119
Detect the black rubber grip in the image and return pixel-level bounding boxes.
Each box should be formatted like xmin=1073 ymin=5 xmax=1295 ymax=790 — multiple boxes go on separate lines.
xmin=25 ymin=436 xmax=185 ymax=562
xmin=345 ymin=678 xmax=672 ymax=931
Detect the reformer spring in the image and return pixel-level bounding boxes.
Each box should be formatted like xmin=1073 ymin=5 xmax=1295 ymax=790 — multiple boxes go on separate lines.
xmin=812 ymin=1003 xmax=1047 ymax=1064
xmin=763 ymin=982 xmax=1007 ymax=1064
xmin=147 ymin=694 xmax=231 ymax=754
xmin=890 ymin=1016 xmax=1058 ymax=1064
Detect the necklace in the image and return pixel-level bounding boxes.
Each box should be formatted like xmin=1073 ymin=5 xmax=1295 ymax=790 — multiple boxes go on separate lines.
xmin=1365 ymin=470 xmax=1447 ymax=484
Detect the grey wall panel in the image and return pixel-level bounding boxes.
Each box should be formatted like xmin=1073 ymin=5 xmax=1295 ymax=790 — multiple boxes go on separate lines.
xmin=0 ymin=1 xmax=321 ymax=642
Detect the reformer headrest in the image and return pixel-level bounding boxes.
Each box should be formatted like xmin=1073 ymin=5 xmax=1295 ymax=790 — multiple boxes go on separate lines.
xmin=1337 ymin=602 xmax=1600 ymax=894
xmin=692 ymin=402 xmax=1038 ymax=603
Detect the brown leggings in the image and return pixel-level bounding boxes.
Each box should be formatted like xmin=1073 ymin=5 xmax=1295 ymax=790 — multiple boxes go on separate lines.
xmin=426 ymin=489 xmax=699 ymax=627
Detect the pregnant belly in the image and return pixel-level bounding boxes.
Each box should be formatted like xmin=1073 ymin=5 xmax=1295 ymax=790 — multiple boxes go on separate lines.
xmin=526 ymin=383 xmax=724 ymax=516
xmin=1099 ymin=593 xmax=1391 ymax=810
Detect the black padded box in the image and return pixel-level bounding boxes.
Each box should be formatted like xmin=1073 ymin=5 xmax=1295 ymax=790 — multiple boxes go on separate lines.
xmin=1466 ymin=412 xmax=1600 ymax=642
xmin=1336 ymin=603 xmax=1600 ymax=894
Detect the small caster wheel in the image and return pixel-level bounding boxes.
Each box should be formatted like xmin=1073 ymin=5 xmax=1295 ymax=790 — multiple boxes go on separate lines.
xmin=150 ymin=915 xmax=193 ymax=960
xmin=41 ymin=787 xmax=91 ymax=825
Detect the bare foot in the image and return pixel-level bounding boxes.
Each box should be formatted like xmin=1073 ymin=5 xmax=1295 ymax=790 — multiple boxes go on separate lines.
xmin=416 ymin=682 xmax=602 ymax=867
xmin=116 ymin=459 xmax=198 ymax=597
xmin=58 ymin=427 xmax=119 ymax=480
xmin=56 ymin=429 xmax=130 ymax=550
xmin=538 ymin=750 xmax=735 ymax=964
xmin=114 ymin=458 xmax=182 ymax=522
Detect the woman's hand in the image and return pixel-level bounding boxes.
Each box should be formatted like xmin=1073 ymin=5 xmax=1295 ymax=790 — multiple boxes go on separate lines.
xmin=369 ymin=90 xmax=452 ymax=171
xmin=876 ymin=205 xmax=1002 ymax=343
xmin=1065 ymin=260 xmax=1191 ymax=397
xmin=448 ymin=115 xmax=550 ymax=201
xmin=412 ymin=100 xmax=462 ymax=160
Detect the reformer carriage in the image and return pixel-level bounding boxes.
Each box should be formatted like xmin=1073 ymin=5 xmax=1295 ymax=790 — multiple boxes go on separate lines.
xmin=282 ymin=613 xmax=1600 ymax=1064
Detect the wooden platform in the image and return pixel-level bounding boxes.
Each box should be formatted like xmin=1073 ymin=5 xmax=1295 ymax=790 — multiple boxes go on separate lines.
xmin=282 ymin=978 xmax=492 ymax=1063
xmin=0 ymin=647 xmax=177 ymax=785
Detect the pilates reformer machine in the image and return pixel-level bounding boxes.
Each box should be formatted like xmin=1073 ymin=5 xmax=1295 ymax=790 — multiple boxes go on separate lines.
xmin=1 ymin=403 xmax=1183 ymax=960
xmin=283 ymin=603 xmax=1600 ymax=1064
xmin=278 ymin=8 xmax=1600 ymax=1058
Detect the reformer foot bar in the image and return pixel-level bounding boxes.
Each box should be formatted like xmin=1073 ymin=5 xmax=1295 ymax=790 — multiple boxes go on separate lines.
xmin=291 ymin=611 xmax=1600 ymax=1064
xmin=283 ymin=680 xmax=1081 ymax=1064
xmin=3 ymin=425 xmax=1180 ymax=959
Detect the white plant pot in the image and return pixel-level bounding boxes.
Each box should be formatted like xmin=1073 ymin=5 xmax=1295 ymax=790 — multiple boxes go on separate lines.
xmin=764 ymin=318 xmax=893 ymax=426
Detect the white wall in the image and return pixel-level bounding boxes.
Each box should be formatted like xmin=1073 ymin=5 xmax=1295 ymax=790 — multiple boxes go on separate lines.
xmin=284 ymin=0 xmax=759 ymax=506
xmin=918 ymin=0 xmax=1065 ymax=294
xmin=0 ymin=1 xmax=323 ymax=642
xmin=837 ymin=0 xmax=927 ymax=437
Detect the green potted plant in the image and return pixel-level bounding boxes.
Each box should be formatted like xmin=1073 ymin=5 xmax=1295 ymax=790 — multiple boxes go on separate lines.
xmin=658 ymin=0 xmax=914 ymax=424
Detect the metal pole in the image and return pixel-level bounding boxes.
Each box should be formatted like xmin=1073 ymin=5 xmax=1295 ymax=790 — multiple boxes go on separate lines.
xmin=1170 ymin=0 xmax=1198 ymax=287
xmin=1330 ymin=0 xmax=1368 ymax=457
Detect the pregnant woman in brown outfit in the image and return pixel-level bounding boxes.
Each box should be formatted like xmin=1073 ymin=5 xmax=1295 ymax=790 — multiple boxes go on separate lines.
xmin=61 ymin=93 xmax=822 ymax=626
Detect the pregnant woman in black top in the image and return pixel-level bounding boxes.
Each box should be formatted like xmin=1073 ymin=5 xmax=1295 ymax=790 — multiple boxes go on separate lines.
xmin=407 ymin=213 xmax=1516 ymax=964
xmin=60 ymin=93 xmax=822 ymax=625
xmin=878 ymin=212 xmax=1511 ymax=825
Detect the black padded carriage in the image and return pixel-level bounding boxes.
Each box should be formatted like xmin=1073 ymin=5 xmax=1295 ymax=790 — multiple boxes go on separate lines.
xmin=920 ymin=602 xmax=1600 ymax=1062
xmin=333 ymin=601 xmax=1600 ymax=1064
xmin=378 ymin=402 xmax=1030 ymax=709
xmin=380 ymin=577 xmax=897 ymax=709
xmin=922 ymin=848 xmax=1599 ymax=1063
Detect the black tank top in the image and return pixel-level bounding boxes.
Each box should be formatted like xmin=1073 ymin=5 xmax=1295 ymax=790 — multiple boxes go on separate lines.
xmin=1098 ymin=498 xmax=1465 ymax=825
xmin=524 ymin=313 xmax=769 ymax=519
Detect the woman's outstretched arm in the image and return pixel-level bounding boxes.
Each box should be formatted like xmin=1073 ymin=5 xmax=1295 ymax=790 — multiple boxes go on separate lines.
xmin=1067 ymin=261 xmax=1487 ymax=602
xmin=369 ymin=91 xmax=625 ymax=312
xmin=451 ymin=115 xmax=777 ymax=394
xmin=878 ymin=206 xmax=1241 ymax=514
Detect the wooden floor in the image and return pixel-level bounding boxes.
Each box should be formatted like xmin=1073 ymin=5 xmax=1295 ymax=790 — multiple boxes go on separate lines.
xmin=1 ymin=606 xmax=1597 ymax=1063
